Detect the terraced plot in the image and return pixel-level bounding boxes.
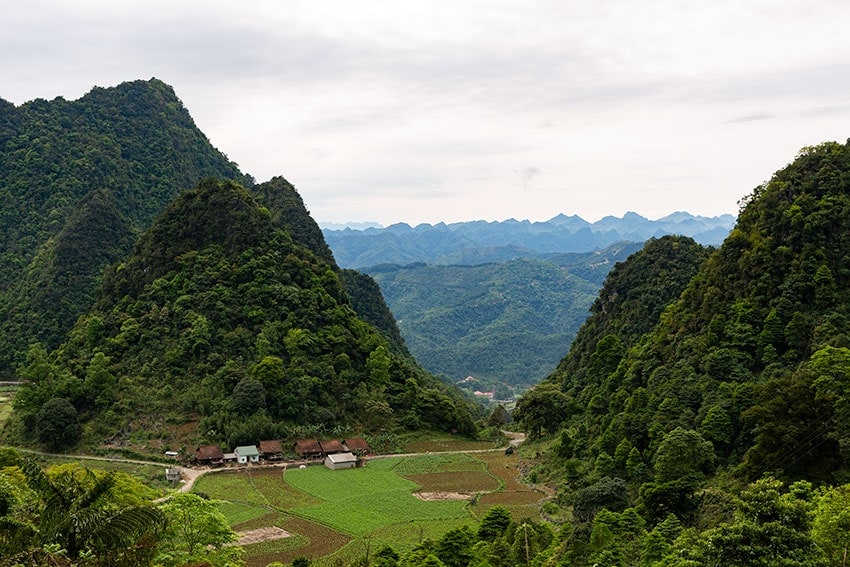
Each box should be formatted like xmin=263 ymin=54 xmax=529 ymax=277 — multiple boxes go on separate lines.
xmin=192 ymin=450 xmax=544 ymax=566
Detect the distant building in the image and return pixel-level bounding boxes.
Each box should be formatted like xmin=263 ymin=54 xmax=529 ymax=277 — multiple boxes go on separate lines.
xmin=165 ymin=467 xmax=181 ymax=482
xmin=234 ymin=445 xmax=260 ymax=464
xmin=344 ymin=438 xmax=371 ymax=454
xmin=195 ymin=445 xmax=224 ymax=466
xmin=325 ymin=452 xmax=357 ymax=470
xmin=258 ymin=439 xmax=284 ymax=460
xmin=294 ymin=439 xmax=323 ymax=459
xmin=319 ymin=439 xmax=346 ymax=455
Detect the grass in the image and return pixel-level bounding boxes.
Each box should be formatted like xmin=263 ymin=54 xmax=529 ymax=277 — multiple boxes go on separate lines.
xmin=193 ymin=448 xmax=544 ymax=565
xmin=219 ymin=501 xmax=272 ymax=526
xmin=284 ymin=463 xmax=418 ymax=501
xmin=292 ymin=488 xmax=468 ymax=536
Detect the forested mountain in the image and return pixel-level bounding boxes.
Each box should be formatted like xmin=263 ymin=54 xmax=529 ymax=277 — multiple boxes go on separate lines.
xmin=8 ymin=179 xmax=477 ymax=453
xmin=250 ymin=175 xmax=410 ymax=357
xmin=511 ymin=141 xmax=850 ymax=564
xmin=0 ymin=78 xmax=410 ymax=374
xmin=0 ymin=79 xmax=250 ymax=376
xmin=364 ymin=243 xmax=643 ymax=392
xmin=323 ymin=212 xmax=734 ymax=268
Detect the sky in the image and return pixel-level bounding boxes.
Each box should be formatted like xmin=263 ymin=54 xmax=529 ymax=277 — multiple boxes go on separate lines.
xmin=3 ymin=1 xmax=850 ymax=226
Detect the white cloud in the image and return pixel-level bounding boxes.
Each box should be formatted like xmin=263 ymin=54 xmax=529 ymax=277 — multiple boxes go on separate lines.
xmin=3 ymin=0 xmax=850 ymax=224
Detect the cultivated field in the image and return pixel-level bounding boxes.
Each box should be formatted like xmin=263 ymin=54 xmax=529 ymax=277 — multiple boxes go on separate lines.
xmin=0 ymin=386 xmax=16 ymax=428
xmin=192 ymin=448 xmax=544 ymax=566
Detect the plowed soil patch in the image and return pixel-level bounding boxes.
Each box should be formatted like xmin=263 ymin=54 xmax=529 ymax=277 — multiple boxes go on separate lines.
xmin=237 ymin=526 xmax=291 ymax=545
xmin=414 ymin=492 xmax=471 ymax=501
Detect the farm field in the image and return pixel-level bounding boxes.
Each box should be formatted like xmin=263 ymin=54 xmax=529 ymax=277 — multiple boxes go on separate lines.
xmin=193 ymin=450 xmax=544 ymax=566
xmin=0 ymin=386 xmax=16 ymax=428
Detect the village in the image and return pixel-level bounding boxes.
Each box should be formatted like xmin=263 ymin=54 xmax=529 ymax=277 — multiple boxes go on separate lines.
xmin=189 ymin=437 xmax=370 ymax=470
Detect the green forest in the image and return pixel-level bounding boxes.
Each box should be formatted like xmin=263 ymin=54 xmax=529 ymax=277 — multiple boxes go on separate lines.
xmin=362 ymin=243 xmax=645 ymax=394
xmin=3 ymin=79 xmax=850 ymax=566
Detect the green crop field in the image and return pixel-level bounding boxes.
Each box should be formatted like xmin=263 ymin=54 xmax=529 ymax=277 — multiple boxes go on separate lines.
xmin=193 ymin=451 xmax=543 ymax=566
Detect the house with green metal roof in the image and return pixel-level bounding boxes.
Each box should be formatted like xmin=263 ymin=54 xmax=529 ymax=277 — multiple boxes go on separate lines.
xmin=234 ymin=445 xmax=260 ymax=464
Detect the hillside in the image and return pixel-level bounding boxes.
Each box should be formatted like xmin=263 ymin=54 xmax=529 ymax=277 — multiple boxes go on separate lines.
xmin=323 ymin=212 xmax=734 ymax=268
xmin=364 ymin=243 xmax=643 ymax=393
xmin=7 ymin=179 xmax=477 ymax=453
xmin=0 ymin=79 xmax=250 ymax=376
xmin=510 ymin=140 xmax=850 ymax=563
xmin=249 ymin=176 xmax=411 ymax=358
xmin=0 ymin=79 xmax=412 ymax=377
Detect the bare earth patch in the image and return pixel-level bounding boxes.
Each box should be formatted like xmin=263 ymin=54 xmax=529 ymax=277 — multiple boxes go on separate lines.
xmin=414 ymin=492 xmax=472 ymax=501
xmin=236 ymin=526 xmax=292 ymax=545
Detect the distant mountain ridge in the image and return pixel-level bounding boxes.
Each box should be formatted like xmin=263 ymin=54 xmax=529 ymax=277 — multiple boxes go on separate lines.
xmin=322 ymin=211 xmax=734 ymax=268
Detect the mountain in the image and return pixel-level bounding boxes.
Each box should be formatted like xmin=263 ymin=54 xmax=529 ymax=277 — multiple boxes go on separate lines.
xmin=500 ymin=141 xmax=850 ymax=564
xmin=515 ymin=140 xmax=850 ymax=524
xmin=322 ymin=212 xmax=735 ymax=268
xmin=0 ymin=79 xmax=410 ymax=377
xmin=363 ymin=243 xmax=643 ymax=392
xmin=8 ymin=179 xmax=478 ymax=453
xmin=0 ymin=79 xmax=250 ymax=376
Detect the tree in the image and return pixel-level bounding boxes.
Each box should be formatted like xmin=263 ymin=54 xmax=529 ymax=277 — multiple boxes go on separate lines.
xmin=434 ymin=527 xmax=474 ymax=567
xmin=512 ymin=382 xmax=570 ymax=438
xmin=571 ymin=477 xmax=629 ymax=523
xmin=487 ymin=404 xmax=510 ymax=428
xmin=699 ymin=405 xmax=734 ymax=447
xmin=156 ymin=492 xmax=243 ymax=566
xmin=83 ymin=351 xmax=117 ymax=410
xmin=812 ymin=484 xmax=850 ymax=567
xmin=367 ymin=345 xmax=391 ymax=385
xmin=230 ymin=376 xmax=266 ymax=416
xmin=653 ymin=428 xmax=714 ymax=484
xmin=660 ymin=477 xmax=826 ymax=566
xmin=478 ymin=506 xmax=513 ymax=541
xmin=35 ymin=397 xmax=81 ymax=450
xmin=2 ymin=458 xmax=165 ymax=564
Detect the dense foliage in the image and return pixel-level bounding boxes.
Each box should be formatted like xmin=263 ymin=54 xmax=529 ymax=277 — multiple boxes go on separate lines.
xmin=0 ymin=78 xmax=249 ymax=375
xmin=366 ymin=258 xmax=600 ymax=391
xmin=508 ymin=140 xmax=850 ymax=564
xmin=7 ymin=179 xmax=477 ymax=452
xmin=0 ymin=450 xmax=242 ymax=566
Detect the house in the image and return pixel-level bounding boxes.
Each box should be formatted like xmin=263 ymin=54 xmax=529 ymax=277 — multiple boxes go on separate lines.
xmin=344 ymin=438 xmax=370 ymax=455
xmin=234 ymin=445 xmax=260 ymax=464
xmin=222 ymin=452 xmax=237 ymax=464
xmin=319 ymin=439 xmax=346 ymax=455
xmin=294 ymin=439 xmax=323 ymax=459
xmin=324 ymin=451 xmax=358 ymax=470
xmin=258 ymin=439 xmax=284 ymax=460
xmin=195 ymin=444 xmax=224 ymax=466
xmin=165 ymin=467 xmax=181 ymax=482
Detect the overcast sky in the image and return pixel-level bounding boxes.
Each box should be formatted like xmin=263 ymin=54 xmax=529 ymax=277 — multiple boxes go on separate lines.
xmin=4 ymin=0 xmax=849 ymax=225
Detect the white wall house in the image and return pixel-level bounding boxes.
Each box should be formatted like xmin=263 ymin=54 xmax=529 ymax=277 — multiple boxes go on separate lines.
xmin=234 ymin=445 xmax=260 ymax=464
xmin=324 ymin=451 xmax=357 ymax=470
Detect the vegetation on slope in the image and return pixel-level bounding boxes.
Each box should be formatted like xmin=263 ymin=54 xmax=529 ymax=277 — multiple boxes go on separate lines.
xmin=0 ymin=78 xmax=249 ymax=375
xmin=6 ymin=179 xmax=477 ymax=453
xmin=366 ymin=258 xmax=600 ymax=392
xmin=249 ymin=175 xmax=411 ymax=359
xmin=507 ymin=141 xmax=850 ymax=565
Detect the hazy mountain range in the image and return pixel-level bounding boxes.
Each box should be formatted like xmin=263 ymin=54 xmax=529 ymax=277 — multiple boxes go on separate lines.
xmin=322 ymin=211 xmax=735 ymax=268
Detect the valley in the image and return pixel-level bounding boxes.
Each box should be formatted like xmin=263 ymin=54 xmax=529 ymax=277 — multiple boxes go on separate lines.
xmin=2 ymin=78 xmax=850 ymax=567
